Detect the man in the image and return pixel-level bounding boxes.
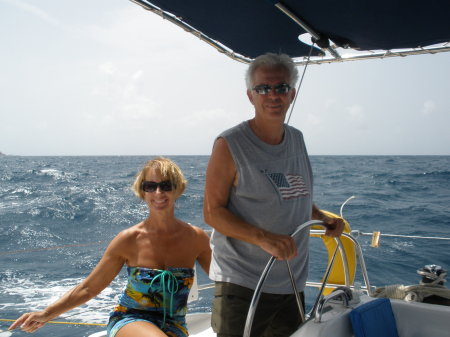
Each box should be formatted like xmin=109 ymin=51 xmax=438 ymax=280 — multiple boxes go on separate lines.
xmin=203 ymin=53 xmax=344 ymax=337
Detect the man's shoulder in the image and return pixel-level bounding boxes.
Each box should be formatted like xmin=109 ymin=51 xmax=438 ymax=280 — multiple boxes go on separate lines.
xmin=285 ymin=123 xmax=302 ymax=132
xmin=285 ymin=124 xmax=304 ymax=138
xmin=220 ymin=121 xmax=247 ymax=138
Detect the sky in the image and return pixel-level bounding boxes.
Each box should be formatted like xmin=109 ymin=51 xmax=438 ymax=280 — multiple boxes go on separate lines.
xmin=1 ymin=0 xmax=449 ymax=156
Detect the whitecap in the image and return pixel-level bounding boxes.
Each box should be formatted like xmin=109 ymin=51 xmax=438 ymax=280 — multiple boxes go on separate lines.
xmin=2 ymin=274 xmax=124 ymax=325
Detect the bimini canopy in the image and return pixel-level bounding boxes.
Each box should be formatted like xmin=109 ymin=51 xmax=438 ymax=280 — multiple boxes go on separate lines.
xmin=131 ymin=0 xmax=450 ymax=64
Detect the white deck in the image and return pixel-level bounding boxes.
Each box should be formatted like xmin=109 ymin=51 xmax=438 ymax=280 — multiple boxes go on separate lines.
xmin=187 ymin=294 xmax=450 ymax=337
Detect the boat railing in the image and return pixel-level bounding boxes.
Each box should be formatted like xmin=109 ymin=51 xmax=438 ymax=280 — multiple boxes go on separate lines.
xmin=314 ymin=288 xmax=351 ymax=323
xmin=310 ymin=229 xmax=372 ymax=295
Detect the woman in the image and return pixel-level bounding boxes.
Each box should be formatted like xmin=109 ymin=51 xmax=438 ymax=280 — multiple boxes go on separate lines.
xmin=9 ymin=157 xmax=211 ymax=337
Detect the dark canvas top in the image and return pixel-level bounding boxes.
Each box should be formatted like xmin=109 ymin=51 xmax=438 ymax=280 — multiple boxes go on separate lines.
xmin=135 ymin=0 xmax=450 ymax=59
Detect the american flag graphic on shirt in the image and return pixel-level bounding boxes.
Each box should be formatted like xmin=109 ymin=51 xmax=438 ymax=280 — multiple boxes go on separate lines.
xmin=267 ymin=173 xmax=309 ymax=200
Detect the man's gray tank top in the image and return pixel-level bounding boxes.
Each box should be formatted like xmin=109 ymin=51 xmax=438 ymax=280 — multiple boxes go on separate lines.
xmin=209 ymin=121 xmax=313 ymax=294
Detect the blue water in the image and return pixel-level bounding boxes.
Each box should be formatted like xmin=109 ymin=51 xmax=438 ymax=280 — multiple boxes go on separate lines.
xmin=1 ymin=155 xmax=449 ymax=336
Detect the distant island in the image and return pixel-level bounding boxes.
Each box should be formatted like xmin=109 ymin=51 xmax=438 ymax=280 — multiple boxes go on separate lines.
xmin=0 ymin=152 xmax=5 ymax=156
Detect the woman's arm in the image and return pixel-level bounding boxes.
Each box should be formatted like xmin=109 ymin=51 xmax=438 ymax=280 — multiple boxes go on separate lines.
xmin=9 ymin=232 xmax=128 ymax=332
xmin=194 ymin=227 xmax=212 ymax=275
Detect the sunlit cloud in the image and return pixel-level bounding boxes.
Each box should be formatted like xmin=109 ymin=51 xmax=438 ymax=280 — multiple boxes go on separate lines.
xmin=304 ymin=112 xmax=322 ymax=127
xmin=76 ymin=6 xmax=202 ymax=55
xmin=421 ymin=100 xmax=436 ymax=116
xmin=98 ymin=62 xmax=117 ymax=76
xmin=3 ymin=0 xmax=60 ymax=26
xmin=345 ymin=104 xmax=365 ymax=122
xmin=132 ymin=70 xmax=143 ymax=80
xmin=89 ymin=62 xmax=158 ymax=125
xmin=322 ymin=98 xmax=336 ymax=110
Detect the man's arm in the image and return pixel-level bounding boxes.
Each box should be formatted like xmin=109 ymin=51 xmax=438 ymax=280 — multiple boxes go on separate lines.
xmin=312 ymin=204 xmax=345 ymax=237
xmin=203 ymin=137 xmax=297 ymax=260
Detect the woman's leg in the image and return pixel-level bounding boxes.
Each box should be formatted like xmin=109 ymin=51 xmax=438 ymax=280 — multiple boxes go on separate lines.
xmin=115 ymin=321 xmax=167 ymax=337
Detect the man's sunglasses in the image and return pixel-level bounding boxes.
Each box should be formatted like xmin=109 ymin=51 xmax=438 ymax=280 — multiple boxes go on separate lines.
xmin=252 ymin=83 xmax=291 ymax=95
xmin=141 ymin=180 xmax=174 ymax=192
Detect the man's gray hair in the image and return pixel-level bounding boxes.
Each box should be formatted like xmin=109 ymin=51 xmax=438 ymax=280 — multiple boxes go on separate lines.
xmin=245 ymin=53 xmax=299 ymax=89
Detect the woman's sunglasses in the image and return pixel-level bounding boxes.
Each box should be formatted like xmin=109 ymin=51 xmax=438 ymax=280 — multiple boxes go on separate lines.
xmin=141 ymin=180 xmax=174 ymax=192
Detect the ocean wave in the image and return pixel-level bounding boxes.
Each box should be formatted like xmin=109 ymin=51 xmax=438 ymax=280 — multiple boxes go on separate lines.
xmin=1 ymin=155 xmax=449 ymax=329
xmin=0 ymin=271 xmax=121 ymax=324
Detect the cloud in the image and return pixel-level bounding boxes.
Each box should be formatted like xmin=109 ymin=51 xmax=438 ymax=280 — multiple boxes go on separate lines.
xmin=421 ymin=100 xmax=436 ymax=116
xmin=89 ymin=62 xmax=158 ymax=126
xmin=98 ymin=62 xmax=117 ymax=76
xmin=76 ymin=6 xmax=203 ymax=55
xmin=304 ymin=112 xmax=323 ymax=127
xmin=323 ymin=98 xmax=336 ymax=110
xmin=3 ymin=0 xmax=60 ymax=26
xmin=345 ymin=104 xmax=365 ymax=122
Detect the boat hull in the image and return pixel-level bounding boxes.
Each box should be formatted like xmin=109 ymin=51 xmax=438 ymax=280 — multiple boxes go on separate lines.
xmin=293 ymin=295 xmax=450 ymax=337
xmin=187 ymin=295 xmax=450 ymax=337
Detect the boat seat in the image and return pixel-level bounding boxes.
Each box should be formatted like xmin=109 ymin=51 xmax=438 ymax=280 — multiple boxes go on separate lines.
xmin=350 ymin=298 xmax=399 ymax=337
xmin=188 ymin=265 xmax=199 ymax=303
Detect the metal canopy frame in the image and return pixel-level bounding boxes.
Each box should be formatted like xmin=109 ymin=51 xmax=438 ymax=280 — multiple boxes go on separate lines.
xmin=293 ymin=43 xmax=450 ymax=66
xmin=130 ymin=0 xmax=252 ymax=64
xmin=131 ymin=0 xmax=450 ymax=66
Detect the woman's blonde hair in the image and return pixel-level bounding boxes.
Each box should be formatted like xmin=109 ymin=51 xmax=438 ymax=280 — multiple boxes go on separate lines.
xmin=132 ymin=157 xmax=187 ymax=199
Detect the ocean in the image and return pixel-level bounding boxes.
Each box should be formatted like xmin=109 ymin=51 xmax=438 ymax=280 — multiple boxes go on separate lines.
xmin=1 ymin=155 xmax=449 ymax=336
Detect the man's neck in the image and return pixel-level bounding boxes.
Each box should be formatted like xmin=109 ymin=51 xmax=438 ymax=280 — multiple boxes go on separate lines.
xmin=248 ymin=118 xmax=285 ymax=145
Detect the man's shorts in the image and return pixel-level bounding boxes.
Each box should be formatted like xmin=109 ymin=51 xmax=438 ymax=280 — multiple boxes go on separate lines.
xmin=211 ymin=281 xmax=305 ymax=337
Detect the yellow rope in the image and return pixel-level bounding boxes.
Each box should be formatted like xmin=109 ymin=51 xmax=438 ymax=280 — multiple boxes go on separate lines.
xmin=0 ymin=318 xmax=106 ymax=326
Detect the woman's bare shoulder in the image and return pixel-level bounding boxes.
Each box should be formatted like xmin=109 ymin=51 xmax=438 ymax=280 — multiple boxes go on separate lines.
xmin=110 ymin=222 xmax=144 ymax=246
xmin=185 ymin=224 xmax=210 ymax=246
xmin=181 ymin=221 xmax=207 ymax=234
